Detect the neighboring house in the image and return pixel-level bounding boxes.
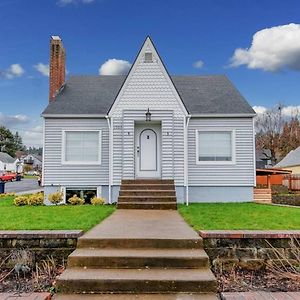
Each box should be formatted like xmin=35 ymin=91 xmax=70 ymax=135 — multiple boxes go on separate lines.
xmin=21 ymin=154 xmax=42 ymax=171
xmin=0 ymin=152 xmax=19 ymax=173
xmin=256 ymin=149 xmax=272 ymax=169
xmin=42 ymin=36 xmax=256 ymax=204
xmin=275 ymin=146 xmax=300 ymax=174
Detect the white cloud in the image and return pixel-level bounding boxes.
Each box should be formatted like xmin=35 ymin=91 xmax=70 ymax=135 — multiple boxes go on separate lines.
xmin=0 ymin=112 xmax=30 ymax=127
xmin=230 ymin=23 xmax=300 ymax=72
xmin=193 ymin=60 xmax=204 ymax=69
xmin=253 ymin=106 xmax=267 ymax=114
xmin=34 ymin=63 xmax=49 ymax=77
xmin=0 ymin=64 xmax=25 ymax=79
xmin=57 ymin=0 xmax=95 ymax=6
xmin=253 ymin=105 xmax=300 ymax=116
xmin=99 ymin=59 xmax=131 ymax=75
xmin=22 ymin=125 xmax=43 ymax=148
xmin=281 ymin=105 xmax=300 ymax=116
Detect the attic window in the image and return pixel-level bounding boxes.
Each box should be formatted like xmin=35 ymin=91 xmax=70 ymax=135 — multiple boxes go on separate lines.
xmin=144 ymin=52 xmax=153 ymax=63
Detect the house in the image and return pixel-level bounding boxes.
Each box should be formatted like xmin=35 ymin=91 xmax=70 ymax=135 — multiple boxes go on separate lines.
xmin=256 ymin=149 xmax=272 ymax=169
xmin=21 ymin=154 xmax=42 ymax=171
xmin=275 ymin=146 xmax=300 ymax=174
xmin=0 ymin=152 xmax=19 ymax=173
xmin=42 ymin=36 xmax=256 ymax=204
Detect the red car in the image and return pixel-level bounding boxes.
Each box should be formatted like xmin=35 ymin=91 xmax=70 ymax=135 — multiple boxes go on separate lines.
xmin=0 ymin=173 xmax=16 ymax=182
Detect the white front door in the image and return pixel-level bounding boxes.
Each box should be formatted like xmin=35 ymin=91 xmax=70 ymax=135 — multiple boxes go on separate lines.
xmin=135 ymin=123 xmax=161 ymax=178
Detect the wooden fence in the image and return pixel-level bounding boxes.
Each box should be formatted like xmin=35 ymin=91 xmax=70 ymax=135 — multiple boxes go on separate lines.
xmin=283 ymin=174 xmax=300 ymax=191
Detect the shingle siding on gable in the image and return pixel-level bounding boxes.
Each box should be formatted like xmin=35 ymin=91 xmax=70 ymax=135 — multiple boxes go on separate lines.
xmin=110 ymin=56 xmax=186 ymax=185
xmin=112 ymin=61 xmax=185 ymax=117
xmin=43 ymin=118 xmax=109 ymax=186
xmin=188 ymin=117 xmax=255 ymax=186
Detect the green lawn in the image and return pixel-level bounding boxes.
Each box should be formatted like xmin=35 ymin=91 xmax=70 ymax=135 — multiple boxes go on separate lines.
xmin=0 ymin=196 xmax=115 ymax=231
xmin=178 ymin=203 xmax=300 ymax=230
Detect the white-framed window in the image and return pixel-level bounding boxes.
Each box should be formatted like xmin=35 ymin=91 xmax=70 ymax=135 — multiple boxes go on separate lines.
xmin=196 ymin=130 xmax=235 ymax=164
xmin=62 ymin=130 xmax=101 ymax=165
xmin=61 ymin=186 xmax=102 ymax=204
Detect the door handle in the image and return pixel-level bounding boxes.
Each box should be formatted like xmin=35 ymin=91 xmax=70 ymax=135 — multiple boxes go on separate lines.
xmin=137 ymin=146 xmax=140 ymax=157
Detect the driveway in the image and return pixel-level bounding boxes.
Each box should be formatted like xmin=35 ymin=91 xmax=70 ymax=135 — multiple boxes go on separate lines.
xmin=4 ymin=178 xmax=43 ymax=194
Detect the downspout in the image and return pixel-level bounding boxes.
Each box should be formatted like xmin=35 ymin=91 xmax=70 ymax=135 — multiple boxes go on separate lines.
xmin=184 ymin=115 xmax=191 ymax=206
xmin=106 ymin=115 xmax=112 ymax=204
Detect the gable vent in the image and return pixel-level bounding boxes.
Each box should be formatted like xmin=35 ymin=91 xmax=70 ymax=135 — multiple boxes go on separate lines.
xmin=144 ymin=52 xmax=153 ymax=63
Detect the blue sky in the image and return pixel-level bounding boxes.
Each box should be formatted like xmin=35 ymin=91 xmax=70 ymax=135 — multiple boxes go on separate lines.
xmin=0 ymin=0 xmax=300 ymax=147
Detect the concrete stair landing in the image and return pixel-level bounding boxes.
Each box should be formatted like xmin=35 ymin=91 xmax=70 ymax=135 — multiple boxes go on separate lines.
xmin=117 ymin=179 xmax=177 ymax=210
xmin=55 ymin=207 xmax=217 ymax=298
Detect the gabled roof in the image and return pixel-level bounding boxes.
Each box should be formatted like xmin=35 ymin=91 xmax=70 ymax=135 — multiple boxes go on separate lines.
xmin=0 ymin=152 xmax=16 ymax=163
xmin=275 ymin=146 xmax=300 ymax=168
xmin=42 ymin=75 xmax=255 ymax=116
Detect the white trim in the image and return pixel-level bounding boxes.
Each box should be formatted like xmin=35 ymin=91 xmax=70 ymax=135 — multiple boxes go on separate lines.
xmin=106 ymin=116 xmax=113 ymax=204
xmin=42 ymin=114 xmax=106 ymax=118
xmin=184 ymin=115 xmax=191 ymax=206
xmin=60 ymin=186 xmax=66 ymax=204
xmin=97 ymin=186 xmax=102 ymax=198
xmin=61 ymin=129 xmax=102 ymax=165
xmin=108 ymin=37 xmax=188 ymax=117
xmin=191 ymin=113 xmax=256 ymax=118
xmin=195 ymin=129 xmax=236 ymax=165
xmin=252 ymin=118 xmax=256 ymax=187
xmin=42 ymin=118 xmax=45 ymax=186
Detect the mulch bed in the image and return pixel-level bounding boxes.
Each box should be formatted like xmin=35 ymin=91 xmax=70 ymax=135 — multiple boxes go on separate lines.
xmin=214 ymin=267 xmax=300 ymax=292
xmin=0 ymin=267 xmax=63 ymax=293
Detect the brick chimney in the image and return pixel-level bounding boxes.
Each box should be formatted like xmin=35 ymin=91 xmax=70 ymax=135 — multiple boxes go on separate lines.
xmin=49 ymin=36 xmax=65 ymax=101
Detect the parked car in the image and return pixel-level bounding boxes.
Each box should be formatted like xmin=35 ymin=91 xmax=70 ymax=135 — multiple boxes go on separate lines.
xmin=0 ymin=173 xmax=16 ymax=182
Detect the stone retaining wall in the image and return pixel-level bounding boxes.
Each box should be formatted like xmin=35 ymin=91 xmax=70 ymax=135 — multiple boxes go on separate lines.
xmin=200 ymin=230 xmax=300 ymax=270
xmin=272 ymin=194 xmax=300 ymax=206
xmin=0 ymin=230 xmax=83 ymax=268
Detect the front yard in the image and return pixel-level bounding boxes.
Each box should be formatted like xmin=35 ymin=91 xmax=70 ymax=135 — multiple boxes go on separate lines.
xmin=0 ymin=196 xmax=115 ymax=231
xmin=178 ymin=202 xmax=300 ymax=230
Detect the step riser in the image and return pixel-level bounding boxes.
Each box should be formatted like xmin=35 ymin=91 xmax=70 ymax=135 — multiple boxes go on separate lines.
xmin=122 ymin=180 xmax=174 ymax=185
xmin=57 ymin=279 xmax=217 ymax=294
xmin=118 ymin=198 xmax=176 ymax=203
xmin=117 ymin=203 xmax=177 ymax=210
xmin=118 ymin=197 xmax=177 ymax=202
xmin=77 ymin=239 xmax=203 ymax=249
xmin=119 ymin=191 xmax=176 ymax=197
xmin=121 ymin=185 xmax=175 ymax=191
xmin=68 ymin=257 xmax=209 ymax=269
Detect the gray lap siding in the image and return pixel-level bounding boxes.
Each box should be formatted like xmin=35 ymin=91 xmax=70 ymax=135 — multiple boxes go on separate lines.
xmin=43 ymin=118 xmax=109 ymax=187
xmin=188 ymin=117 xmax=255 ymax=187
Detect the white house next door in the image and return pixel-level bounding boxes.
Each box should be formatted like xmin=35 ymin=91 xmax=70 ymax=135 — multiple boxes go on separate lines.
xmin=135 ymin=123 xmax=161 ymax=178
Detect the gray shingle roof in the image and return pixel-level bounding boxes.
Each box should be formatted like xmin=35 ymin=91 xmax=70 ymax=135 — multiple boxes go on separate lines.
xmin=42 ymin=75 xmax=255 ymax=115
xmin=0 ymin=152 xmax=16 ymax=163
xmin=275 ymin=146 xmax=300 ymax=168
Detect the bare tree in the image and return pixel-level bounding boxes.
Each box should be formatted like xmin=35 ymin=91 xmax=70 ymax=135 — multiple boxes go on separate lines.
xmin=255 ymin=104 xmax=300 ymax=164
xmin=255 ymin=104 xmax=283 ymax=164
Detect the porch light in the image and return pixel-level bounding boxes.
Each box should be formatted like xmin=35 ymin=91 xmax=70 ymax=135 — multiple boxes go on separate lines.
xmin=145 ymin=108 xmax=151 ymax=122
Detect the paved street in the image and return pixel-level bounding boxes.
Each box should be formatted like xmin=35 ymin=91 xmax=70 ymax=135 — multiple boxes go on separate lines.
xmin=4 ymin=179 xmax=43 ymax=194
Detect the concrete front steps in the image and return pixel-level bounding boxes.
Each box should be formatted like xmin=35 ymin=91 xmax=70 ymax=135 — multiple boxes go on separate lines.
xmin=55 ymin=209 xmax=218 ymax=297
xmin=117 ymin=179 xmax=177 ymax=210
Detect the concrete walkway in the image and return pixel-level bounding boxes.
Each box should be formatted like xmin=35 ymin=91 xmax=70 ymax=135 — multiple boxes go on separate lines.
xmin=55 ymin=209 xmax=217 ymax=298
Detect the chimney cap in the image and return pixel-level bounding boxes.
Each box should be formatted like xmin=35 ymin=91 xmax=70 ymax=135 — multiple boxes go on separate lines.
xmin=51 ymin=35 xmax=61 ymax=41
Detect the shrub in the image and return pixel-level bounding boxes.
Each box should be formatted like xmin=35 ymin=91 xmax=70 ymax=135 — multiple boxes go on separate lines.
xmin=0 ymin=192 xmax=16 ymax=198
xmin=14 ymin=196 xmax=29 ymax=206
xmin=27 ymin=192 xmax=44 ymax=206
xmin=48 ymin=191 xmax=64 ymax=205
xmin=68 ymin=194 xmax=85 ymax=205
xmin=91 ymin=197 xmax=105 ymax=205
